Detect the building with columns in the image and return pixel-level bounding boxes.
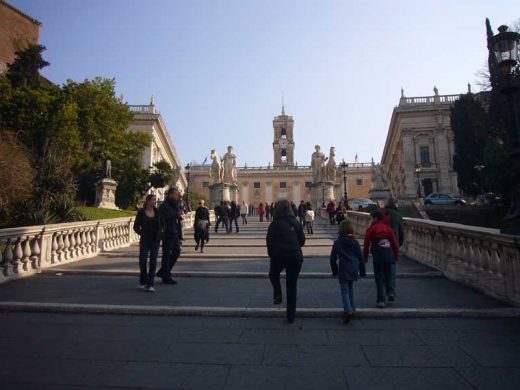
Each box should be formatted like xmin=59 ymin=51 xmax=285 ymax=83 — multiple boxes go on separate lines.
xmin=189 ymin=106 xmax=373 ymax=208
xmin=381 ymin=87 xmax=489 ymax=201
xmin=127 ymin=100 xmax=187 ymax=200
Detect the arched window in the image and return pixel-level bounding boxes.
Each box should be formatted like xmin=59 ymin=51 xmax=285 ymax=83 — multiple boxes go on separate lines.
xmin=281 ymin=128 xmax=287 ymax=139
xmin=281 ymin=149 xmax=287 ymax=163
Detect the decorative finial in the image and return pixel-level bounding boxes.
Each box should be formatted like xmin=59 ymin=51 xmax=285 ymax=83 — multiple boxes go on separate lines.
xmin=467 ymin=83 xmax=472 ymax=93
xmin=281 ymin=92 xmax=285 ymax=115
xmin=433 ymin=86 xmax=439 ymax=96
xmin=150 ymin=95 xmax=155 ymax=106
xmin=401 ymin=87 xmax=404 ymax=98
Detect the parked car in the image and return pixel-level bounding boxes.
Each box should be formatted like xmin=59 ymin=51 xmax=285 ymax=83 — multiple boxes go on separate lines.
xmin=474 ymin=192 xmax=503 ymax=206
xmin=424 ymin=193 xmax=466 ymax=206
xmin=349 ymin=198 xmax=377 ymax=211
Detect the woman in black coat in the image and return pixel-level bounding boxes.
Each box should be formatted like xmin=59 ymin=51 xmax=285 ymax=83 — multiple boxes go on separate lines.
xmin=266 ymin=199 xmax=306 ymax=323
xmin=133 ymin=194 xmax=163 ymax=292
xmin=194 ymin=200 xmax=210 ymax=253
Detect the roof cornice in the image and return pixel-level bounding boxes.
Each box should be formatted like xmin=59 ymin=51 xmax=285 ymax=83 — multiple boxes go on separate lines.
xmin=1 ymin=0 xmax=42 ymax=26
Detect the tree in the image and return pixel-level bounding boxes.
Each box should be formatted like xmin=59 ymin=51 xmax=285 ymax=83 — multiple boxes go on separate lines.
xmin=149 ymin=160 xmax=174 ymax=190
xmin=451 ymin=93 xmax=509 ymax=196
xmin=6 ymin=44 xmax=50 ymax=88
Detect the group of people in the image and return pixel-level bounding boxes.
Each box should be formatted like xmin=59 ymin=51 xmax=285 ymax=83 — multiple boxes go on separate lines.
xmin=133 ymin=188 xmax=405 ymax=326
xmin=267 ymin=197 xmax=404 ymax=324
xmin=326 ymin=199 xmax=350 ymax=225
xmin=132 ymin=187 xmax=185 ymax=292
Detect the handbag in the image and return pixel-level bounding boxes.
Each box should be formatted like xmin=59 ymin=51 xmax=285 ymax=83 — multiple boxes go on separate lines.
xmin=197 ymin=220 xmax=209 ymax=230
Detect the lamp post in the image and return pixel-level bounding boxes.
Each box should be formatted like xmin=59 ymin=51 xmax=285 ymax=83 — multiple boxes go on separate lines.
xmin=415 ymin=165 xmax=422 ymax=198
xmin=474 ymin=164 xmax=485 ymax=195
xmin=321 ymin=182 xmax=326 ymax=208
xmin=340 ymin=159 xmax=348 ymax=203
xmin=184 ymin=163 xmax=191 ymax=212
xmin=488 ymin=23 xmax=520 ymax=235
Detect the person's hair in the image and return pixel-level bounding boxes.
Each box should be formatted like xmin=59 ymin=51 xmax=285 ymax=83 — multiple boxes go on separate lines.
xmin=371 ymin=210 xmax=384 ymax=220
xmin=306 ymin=203 xmax=313 ymax=210
xmin=273 ymin=199 xmax=291 ymax=218
xmin=145 ymin=194 xmax=156 ymax=203
xmin=166 ymin=187 xmax=179 ymax=196
xmin=386 ymin=198 xmax=397 ymax=209
xmin=338 ymin=219 xmax=354 ymax=236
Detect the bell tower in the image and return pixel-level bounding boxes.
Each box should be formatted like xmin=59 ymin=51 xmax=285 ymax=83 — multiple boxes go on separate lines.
xmin=272 ymin=102 xmax=295 ymax=168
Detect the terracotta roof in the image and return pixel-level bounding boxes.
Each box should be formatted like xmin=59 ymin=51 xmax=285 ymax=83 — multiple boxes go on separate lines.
xmin=0 ymin=0 xmax=42 ymax=26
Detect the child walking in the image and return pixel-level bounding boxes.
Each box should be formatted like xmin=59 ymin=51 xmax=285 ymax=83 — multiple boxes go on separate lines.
xmin=330 ymin=220 xmax=366 ymax=323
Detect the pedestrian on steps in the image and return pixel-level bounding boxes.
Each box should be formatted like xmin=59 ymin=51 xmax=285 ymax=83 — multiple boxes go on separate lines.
xmin=240 ymin=201 xmax=248 ymax=225
xmin=133 ymin=194 xmax=162 ymax=292
xmin=330 ymin=219 xmax=366 ymax=324
xmin=266 ymin=200 xmax=305 ymax=323
xmin=304 ymin=202 xmax=314 ymax=235
xmin=194 ymin=200 xmax=210 ymax=253
xmin=363 ymin=210 xmax=399 ymax=308
xmin=258 ymin=202 xmax=265 ymax=222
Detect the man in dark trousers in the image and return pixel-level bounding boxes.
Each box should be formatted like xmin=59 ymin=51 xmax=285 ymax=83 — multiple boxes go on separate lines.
xmin=297 ymin=200 xmax=307 ymax=226
xmin=156 ymin=187 xmax=183 ymax=284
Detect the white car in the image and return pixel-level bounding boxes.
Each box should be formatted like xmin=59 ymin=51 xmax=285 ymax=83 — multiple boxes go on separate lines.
xmin=349 ymin=198 xmax=377 ymax=211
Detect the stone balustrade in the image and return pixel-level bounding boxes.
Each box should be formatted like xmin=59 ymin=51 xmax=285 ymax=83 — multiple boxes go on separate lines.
xmin=346 ymin=211 xmax=520 ymax=306
xmin=399 ymin=94 xmax=460 ymax=106
xmin=128 ymin=104 xmax=156 ymax=114
xmin=0 ymin=210 xmax=210 ymax=284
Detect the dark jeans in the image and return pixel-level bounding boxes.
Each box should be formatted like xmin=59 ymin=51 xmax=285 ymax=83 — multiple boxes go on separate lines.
xmin=269 ymin=258 xmax=302 ymax=321
xmin=306 ymin=221 xmax=313 ymax=234
xmin=215 ymin=217 xmax=229 ymax=233
xmin=241 ymin=214 xmax=248 ymax=225
xmin=139 ymin=239 xmax=159 ymax=287
xmin=229 ymin=217 xmax=239 ymax=232
xmin=329 ymin=213 xmax=335 ymax=224
xmin=299 ymin=216 xmax=305 ymax=226
xmin=159 ymin=237 xmax=180 ymax=280
xmin=373 ymin=262 xmax=396 ymax=303
xmin=340 ymin=281 xmax=355 ymax=312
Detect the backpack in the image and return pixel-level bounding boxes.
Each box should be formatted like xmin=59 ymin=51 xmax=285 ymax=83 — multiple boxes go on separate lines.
xmin=370 ymin=237 xmax=396 ymax=264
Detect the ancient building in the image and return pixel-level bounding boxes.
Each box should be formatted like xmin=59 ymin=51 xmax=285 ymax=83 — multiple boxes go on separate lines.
xmin=381 ymin=87 xmax=481 ymax=201
xmin=0 ymin=0 xmax=41 ymax=74
xmin=127 ymin=99 xmax=187 ymax=199
xmin=189 ymin=106 xmax=373 ymax=208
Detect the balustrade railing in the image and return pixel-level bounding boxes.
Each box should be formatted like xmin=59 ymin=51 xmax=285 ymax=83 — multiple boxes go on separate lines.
xmin=346 ymin=211 xmax=520 ymax=306
xmin=400 ymin=94 xmax=461 ymax=106
xmin=0 ymin=210 xmax=204 ymax=284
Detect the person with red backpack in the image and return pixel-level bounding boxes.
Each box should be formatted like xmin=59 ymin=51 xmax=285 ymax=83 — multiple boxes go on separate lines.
xmin=363 ymin=210 xmax=399 ymax=308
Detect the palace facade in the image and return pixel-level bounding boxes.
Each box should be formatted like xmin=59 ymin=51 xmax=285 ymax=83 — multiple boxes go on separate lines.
xmin=189 ymin=106 xmax=374 ymax=207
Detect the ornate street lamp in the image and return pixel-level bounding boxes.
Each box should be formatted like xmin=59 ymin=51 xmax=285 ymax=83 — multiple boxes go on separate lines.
xmin=340 ymin=159 xmax=348 ymax=203
xmin=488 ymin=23 xmax=520 ymax=234
xmin=415 ymin=164 xmax=422 ymax=198
xmin=184 ymin=163 xmax=191 ymax=212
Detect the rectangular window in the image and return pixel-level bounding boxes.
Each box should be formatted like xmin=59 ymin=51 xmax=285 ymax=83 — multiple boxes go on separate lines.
xmin=253 ymin=182 xmax=261 ymax=189
xmin=201 ymin=181 xmax=209 ymax=188
xmin=356 ymin=179 xmax=364 ymax=186
xmin=305 ymin=181 xmax=312 ymax=188
xmin=420 ymin=146 xmax=431 ymax=167
xmin=279 ymin=182 xmax=287 ymax=189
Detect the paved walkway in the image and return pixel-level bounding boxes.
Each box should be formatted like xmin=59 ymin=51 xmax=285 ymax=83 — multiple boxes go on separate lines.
xmin=1 ymin=219 xmax=519 ymax=389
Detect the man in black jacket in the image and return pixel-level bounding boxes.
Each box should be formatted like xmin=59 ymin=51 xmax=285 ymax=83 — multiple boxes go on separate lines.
xmin=156 ymin=187 xmax=183 ymax=284
xmin=266 ymin=200 xmax=305 ymax=323
xmin=297 ymin=200 xmax=306 ymax=226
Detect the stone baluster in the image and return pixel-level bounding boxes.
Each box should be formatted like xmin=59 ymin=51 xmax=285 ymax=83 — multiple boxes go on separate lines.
xmin=21 ymin=236 xmax=31 ymax=271
xmin=70 ymin=230 xmax=77 ymax=258
xmin=2 ymin=239 xmax=13 ymax=277
xmin=30 ymin=235 xmax=41 ymax=271
xmin=12 ymin=238 xmax=23 ymax=274
xmin=51 ymin=234 xmax=59 ymax=263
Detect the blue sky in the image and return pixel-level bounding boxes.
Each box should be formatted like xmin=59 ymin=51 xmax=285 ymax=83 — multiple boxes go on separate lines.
xmin=10 ymin=0 xmax=520 ymax=166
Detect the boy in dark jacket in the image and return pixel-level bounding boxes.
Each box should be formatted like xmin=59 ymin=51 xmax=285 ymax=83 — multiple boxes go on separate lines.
xmin=363 ymin=210 xmax=399 ymax=307
xmin=266 ymin=200 xmax=305 ymax=323
xmin=330 ymin=220 xmax=366 ymax=323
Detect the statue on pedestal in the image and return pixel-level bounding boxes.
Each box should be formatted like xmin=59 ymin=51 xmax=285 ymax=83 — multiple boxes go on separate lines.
xmin=105 ymin=159 xmax=112 ymax=179
xmin=325 ymin=146 xmax=337 ymax=183
xmin=311 ymin=145 xmax=327 ymax=183
xmin=222 ymin=145 xmax=237 ymax=185
xmin=209 ymin=149 xmax=223 ymax=184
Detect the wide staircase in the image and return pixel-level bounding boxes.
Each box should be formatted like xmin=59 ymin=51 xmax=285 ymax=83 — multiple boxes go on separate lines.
xmin=1 ymin=217 xmax=519 ymax=390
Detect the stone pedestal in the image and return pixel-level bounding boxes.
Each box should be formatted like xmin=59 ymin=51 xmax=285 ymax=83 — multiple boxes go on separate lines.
xmin=209 ymin=183 xmax=233 ymax=208
xmin=95 ymin=178 xmax=119 ymax=210
xmin=369 ymin=188 xmax=392 ymax=207
xmin=230 ymin=184 xmax=239 ymax=203
xmin=310 ymin=181 xmax=335 ymax=210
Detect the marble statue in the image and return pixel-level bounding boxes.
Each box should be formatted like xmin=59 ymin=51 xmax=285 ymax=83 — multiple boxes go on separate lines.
xmin=325 ymin=146 xmax=337 ymax=183
xmin=222 ymin=145 xmax=237 ymax=184
xmin=311 ymin=145 xmax=327 ymax=183
xmin=371 ymin=163 xmax=388 ymax=190
xmin=105 ymin=159 xmax=112 ymax=179
xmin=210 ymin=149 xmax=223 ymax=184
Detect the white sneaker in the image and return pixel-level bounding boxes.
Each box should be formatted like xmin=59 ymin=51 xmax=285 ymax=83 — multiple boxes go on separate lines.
xmin=146 ymin=286 xmax=156 ymax=292
xmin=376 ymin=301 xmax=386 ymax=308
xmin=138 ymin=284 xmax=146 ymax=289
